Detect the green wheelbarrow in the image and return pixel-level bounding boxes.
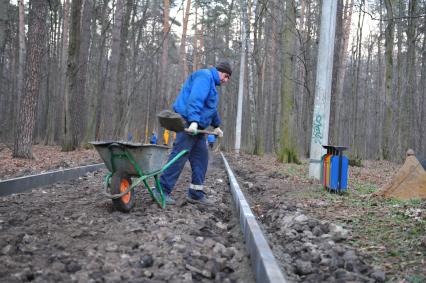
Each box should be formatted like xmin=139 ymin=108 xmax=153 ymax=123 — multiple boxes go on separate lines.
xmin=90 ymin=141 xmax=188 ymax=212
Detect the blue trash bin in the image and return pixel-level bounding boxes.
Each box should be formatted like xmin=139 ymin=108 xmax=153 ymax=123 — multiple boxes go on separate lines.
xmin=322 ymin=145 xmax=349 ymax=192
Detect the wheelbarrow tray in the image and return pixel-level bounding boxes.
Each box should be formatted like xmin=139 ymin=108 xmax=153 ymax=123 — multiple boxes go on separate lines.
xmin=90 ymin=141 xmax=169 ymax=176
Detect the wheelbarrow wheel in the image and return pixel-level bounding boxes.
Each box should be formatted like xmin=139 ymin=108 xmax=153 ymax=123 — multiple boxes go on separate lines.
xmin=110 ymin=172 xmax=135 ymax=212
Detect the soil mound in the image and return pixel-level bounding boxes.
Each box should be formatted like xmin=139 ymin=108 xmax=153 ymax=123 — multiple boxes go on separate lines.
xmin=376 ymin=151 xmax=426 ymax=200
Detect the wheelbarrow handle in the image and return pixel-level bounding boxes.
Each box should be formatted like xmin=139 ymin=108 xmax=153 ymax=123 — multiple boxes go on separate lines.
xmin=184 ymin=128 xmax=218 ymax=136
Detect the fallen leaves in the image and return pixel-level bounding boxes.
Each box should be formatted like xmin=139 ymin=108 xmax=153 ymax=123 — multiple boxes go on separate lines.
xmin=0 ymin=144 xmax=101 ymax=180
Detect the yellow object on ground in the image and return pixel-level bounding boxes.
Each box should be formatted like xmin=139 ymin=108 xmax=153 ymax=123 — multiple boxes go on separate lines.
xmin=376 ymin=151 xmax=426 ymax=200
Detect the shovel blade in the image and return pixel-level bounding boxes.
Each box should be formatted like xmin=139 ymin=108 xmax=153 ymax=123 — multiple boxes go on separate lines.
xmin=157 ymin=110 xmax=186 ymax=132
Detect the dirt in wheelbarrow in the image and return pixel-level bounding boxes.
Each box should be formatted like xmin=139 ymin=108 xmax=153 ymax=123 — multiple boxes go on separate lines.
xmin=226 ymin=153 xmax=426 ymax=283
xmin=0 ymin=153 xmax=254 ymax=283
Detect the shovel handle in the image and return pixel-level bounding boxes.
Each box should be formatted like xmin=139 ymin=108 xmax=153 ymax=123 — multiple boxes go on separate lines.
xmin=184 ymin=128 xmax=218 ymax=136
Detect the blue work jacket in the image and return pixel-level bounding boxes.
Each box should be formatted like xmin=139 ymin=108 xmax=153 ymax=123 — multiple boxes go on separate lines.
xmin=173 ymin=67 xmax=221 ymax=129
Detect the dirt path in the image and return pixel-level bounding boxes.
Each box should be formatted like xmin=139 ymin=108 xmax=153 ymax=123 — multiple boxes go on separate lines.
xmin=0 ymin=153 xmax=253 ymax=283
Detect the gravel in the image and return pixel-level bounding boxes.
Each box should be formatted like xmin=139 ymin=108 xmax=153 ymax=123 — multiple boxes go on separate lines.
xmin=0 ymin=154 xmax=253 ymax=283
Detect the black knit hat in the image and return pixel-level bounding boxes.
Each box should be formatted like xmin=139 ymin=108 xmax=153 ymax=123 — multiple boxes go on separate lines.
xmin=216 ymin=60 xmax=232 ymax=76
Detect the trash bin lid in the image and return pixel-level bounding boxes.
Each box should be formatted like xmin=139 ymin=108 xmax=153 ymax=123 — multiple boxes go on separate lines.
xmin=322 ymin=145 xmax=348 ymax=151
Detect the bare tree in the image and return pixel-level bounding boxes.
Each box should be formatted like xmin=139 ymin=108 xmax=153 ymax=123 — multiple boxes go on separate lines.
xmin=405 ymin=0 xmax=417 ymax=151
xmin=13 ymin=0 xmax=48 ymax=158
xmin=101 ymin=0 xmax=126 ymax=139
xmin=62 ymin=0 xmax=82 ymax=151
xmin=395 ymin=0 xmax=404 ymax=155
xmin=0 ymin=0 xmax=9 ymax=136
xmin=350 ymin=0 xmax=365 ymax=156
xmin=420 ymin=5 xmax=426 ymax=155
xmin=193 ymin=2 xmax=199 ymax=72
xmin=330 ymin=0 xmax=354 ymax=145
xmin=278 ymin=0 xmax=299 ymax=163
xmin=0 ymin=0 xmax=8 ymax=60
xmin=252 ymin=0 xmax=266 ymax=155
xmin=244 ymin=0 xmax=258 ymax=154
xmin=57 ymin=0 xmax=71 ymax=142
xmin=179 ymin=0 xmax=191 ymax=84
xmin=159 ymin=0 xmax=170 ymax=109
xmin=382 ymin=0 xmax=395 ymax=159
xmin=113 ymin=0 xmax=133 ymax=138
xmin=84 ymin=0 xmax=109 ymax=142
xmin=14 ymin=0 xmax=26 ymax=135
xmin=75 ymin=0 xmax=94 ymax=144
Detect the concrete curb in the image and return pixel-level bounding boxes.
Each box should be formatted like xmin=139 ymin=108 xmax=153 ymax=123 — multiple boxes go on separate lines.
xmin=0 ymin=163 xmax=105 ymax=196
xmin=221 ymin=153 xmax=287 ymax=283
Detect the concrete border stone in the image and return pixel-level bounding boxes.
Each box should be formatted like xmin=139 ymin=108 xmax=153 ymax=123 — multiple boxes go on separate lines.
xmin=221 ymin=153 xmax=287 ymax=283
xmin=0 ymin=163 xmax=105 ymax=196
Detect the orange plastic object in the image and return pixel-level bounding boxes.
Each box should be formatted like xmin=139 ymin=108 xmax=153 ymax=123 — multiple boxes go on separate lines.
xmin=324 ymin=154 xmax=332 ymax=188
xmin=120 ymin=179 xmax=131 ymax=204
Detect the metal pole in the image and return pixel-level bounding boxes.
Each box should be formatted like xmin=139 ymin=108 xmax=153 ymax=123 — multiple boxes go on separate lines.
xmin=309 ymin=0 xmax=338 ymax=179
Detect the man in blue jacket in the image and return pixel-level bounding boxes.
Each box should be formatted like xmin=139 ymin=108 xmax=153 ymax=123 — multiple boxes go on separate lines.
xmin=150 ymin=132 xmax=157 ymax=144
xmin=155 ymin=61 xmax=232 ymax=205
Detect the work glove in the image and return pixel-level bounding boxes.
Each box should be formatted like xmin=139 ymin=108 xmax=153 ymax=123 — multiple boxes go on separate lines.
xmin=187 ymin=122 xmax=198 ymax=135
xmin=213 ymin=127 xmax=223 ymax=138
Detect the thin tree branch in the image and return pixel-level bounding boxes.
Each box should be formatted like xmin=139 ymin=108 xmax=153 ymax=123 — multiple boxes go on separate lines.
xmin=354 ymin=3 xmax=425 ymax=21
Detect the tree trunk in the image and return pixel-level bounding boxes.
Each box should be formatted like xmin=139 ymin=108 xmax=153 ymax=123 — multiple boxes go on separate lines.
xmin=244 ymin=0 xmax=258 ymax=154
xmin=382 ymin=0 xmax=395 ymax=159
xmin=15 ymin=0 xmax=26 ymax=137
xmin=13 ymin=0 xmax=48 ymax=158
xmin=363 ymin=35 xmax=373 ymax=157
xmin=179 ymin=0 xmax=191 ymax=84
xmin=329 ymin=0 xmax=343 ymax=145
xmin=193 ymin=3 xmax=198 ymax=72
xmin=56 ymin=0 xmax=70 ymax=144
xmin=44 ymin=0 xmax=60 ymax=145
xmin=420 ymin=6 xmax=426 ymax=155
xmin=253 ymin=0 xmax=265 ymax=155
xmin=198 ymin=8 xmax=205 ymax=68
xmin=84 ymin=0 xmax=108 ymax=142
xmin=375 ymin=0 xmax=384 ymax=159
xmin=405 ymin=0 xmax=417 ymax=151
xmin=113 ymin=0 xmax=133 ymax=139
xmin=123 ymin=2 xmax=140 ymax=139
xmin=101 ymin=0 xmax=126 ymax=139
xmin=0 ymin=0 xmax=9 ymax=139
xmin=278 ymin=0 xmax=299 ymax=163
xmin=159 ymin=0 xmax=170 ymax=110
xmin=350 ymin=0 xmax=365 ymax=156
xmin=330 ymin=0 xmax=353 ymax=145
xmin=62 ymin=0 xmax=82 ymax=151
xmin=0 ymin=0 xmax=8 ymax=60
xmin=74 ymin=0 xmax=94 ymax=144
xmin=395 ymin=0 xmax=404 ymax=156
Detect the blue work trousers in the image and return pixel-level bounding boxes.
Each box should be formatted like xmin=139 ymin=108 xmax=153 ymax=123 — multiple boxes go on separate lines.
xmin=160 ymin=131 xmax=208 ymax=194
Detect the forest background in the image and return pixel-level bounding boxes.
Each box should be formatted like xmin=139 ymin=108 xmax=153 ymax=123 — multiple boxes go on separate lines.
xmin=0 ymin=0 xmax=425 ymax=162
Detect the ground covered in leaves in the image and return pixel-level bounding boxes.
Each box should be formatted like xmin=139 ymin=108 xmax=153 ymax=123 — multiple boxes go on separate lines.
xmin=0 ymin=144 xmax=101 ymax=179
xmin=226 ymin=153 xmax=426 ymax=283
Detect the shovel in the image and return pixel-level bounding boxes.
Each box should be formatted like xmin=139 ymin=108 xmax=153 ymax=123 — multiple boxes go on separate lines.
xmin=157 ymin=110 xmax=218 ymax=135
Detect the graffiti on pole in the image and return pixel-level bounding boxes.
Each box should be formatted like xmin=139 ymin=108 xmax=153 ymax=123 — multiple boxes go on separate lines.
xmin=313 ymin=114 xmax=323 ymax=144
